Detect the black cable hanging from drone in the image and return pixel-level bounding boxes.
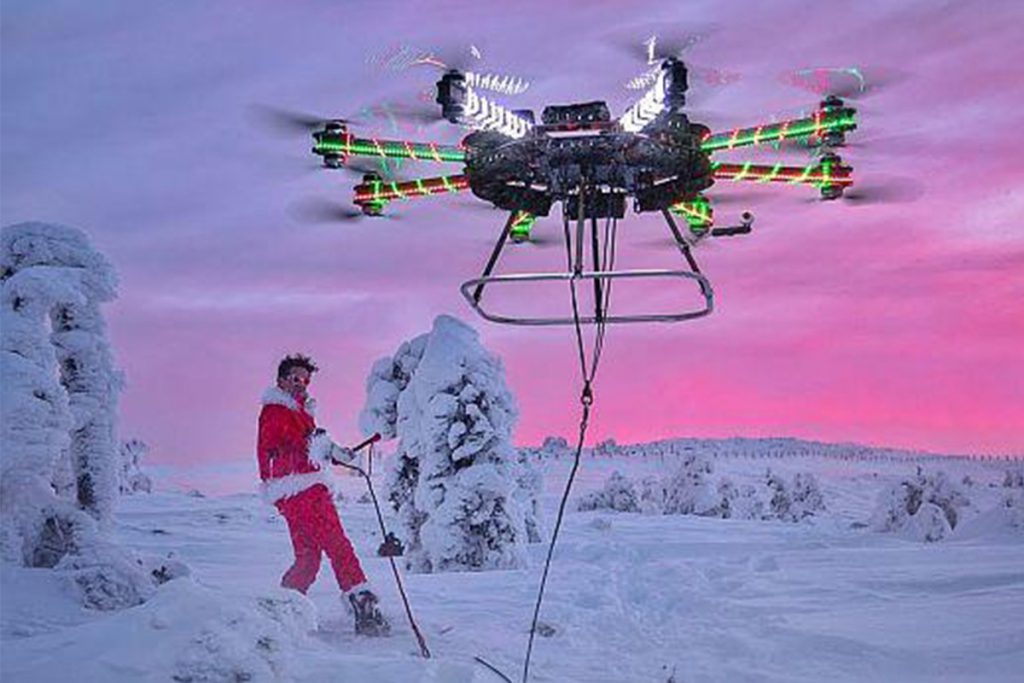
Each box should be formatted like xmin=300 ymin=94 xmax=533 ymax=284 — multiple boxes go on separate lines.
xmin=474 ymin=183 xmax=620 ymax=683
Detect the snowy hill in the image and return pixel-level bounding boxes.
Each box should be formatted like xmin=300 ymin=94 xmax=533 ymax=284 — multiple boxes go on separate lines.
xmin=2 ymin=441 xmax=1022 ymax=682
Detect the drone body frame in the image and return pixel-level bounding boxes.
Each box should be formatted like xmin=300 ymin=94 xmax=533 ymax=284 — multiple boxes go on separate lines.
xmin=308 ymin=58 xmax=858 ymax=325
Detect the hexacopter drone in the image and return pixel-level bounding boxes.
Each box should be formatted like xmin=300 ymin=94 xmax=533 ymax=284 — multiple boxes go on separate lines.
xmin=306 ymin=54 xmax=858 ymax=326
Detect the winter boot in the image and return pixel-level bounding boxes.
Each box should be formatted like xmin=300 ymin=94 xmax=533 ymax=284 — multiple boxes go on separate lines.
xmin=348 ymin=589 xmax=391 ymax=637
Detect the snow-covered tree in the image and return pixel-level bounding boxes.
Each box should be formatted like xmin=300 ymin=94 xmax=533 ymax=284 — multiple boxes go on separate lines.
xmin=763 ymin=471 xmax=826 ymax=522
xmin=519 ymin=436 xmax=570 ymax=461
xmin=999 ymin=489 xmax=1024 ymax=531
xmin=904 ymin=502 xmax=952 ymax=542
xmin=662 ymin=452 xmax=720 ymax=516
xmin=789 ymin=472 xmax=826 ymax=520
xmin=870 ymin=467 xmax=970 ymax=541
xmin=1003 ymin=467 xmax=1024 ymax=489
xmin=513 ymin=449 xmax=544 ymax=542
xmin=717 ymin=479 xmax=765 ymax=520
xmin=1 ymin=222 xmax=173 ymax=608
xmin=119 ymin=438 xmax=153 ymax=494
xmin=577 ymin=471 xmax=640 ymax=512
xmin=638 ymin=476 xmax=666 ymax=515
xmin=765 ymin=470 xmax=792 ymax=520
xmin=540 ymin=436 xmax=570 ymax=459
xmin=360 ymin=315 xmax=530 ymax=572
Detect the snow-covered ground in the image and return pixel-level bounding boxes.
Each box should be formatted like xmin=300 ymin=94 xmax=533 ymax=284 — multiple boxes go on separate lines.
xmin=3 ymin=442 xmax=1023 ymax=682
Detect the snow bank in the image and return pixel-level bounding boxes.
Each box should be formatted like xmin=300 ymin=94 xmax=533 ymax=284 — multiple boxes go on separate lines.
xmin=1 ymin=573 xmax=317 ymax=682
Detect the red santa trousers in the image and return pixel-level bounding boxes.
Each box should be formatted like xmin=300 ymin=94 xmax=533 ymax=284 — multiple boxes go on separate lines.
xmin=276 ymin=484 xmax=366 ymax=594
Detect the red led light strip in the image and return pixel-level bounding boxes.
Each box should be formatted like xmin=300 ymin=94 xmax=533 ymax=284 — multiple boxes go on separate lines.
xmin=711 ymin=162 xmax=852 ymax=186
xmin=354 ymin=174 xmax=471 ymax=203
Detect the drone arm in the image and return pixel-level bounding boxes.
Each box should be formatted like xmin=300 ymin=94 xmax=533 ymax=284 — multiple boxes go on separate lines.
xmin=353 ymin=173 xmax=471 ymax=207
xmin=711 ymin=159 xmax=852 ymax=193
xmin=314 ymin=132 xmax=466 ymax=164
xmin=701 ymin=103 xmax=856 ymax=152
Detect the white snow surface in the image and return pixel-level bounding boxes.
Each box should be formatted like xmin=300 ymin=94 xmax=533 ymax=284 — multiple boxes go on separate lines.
xmin=3 ymin=445 xmax=1023 ymax=682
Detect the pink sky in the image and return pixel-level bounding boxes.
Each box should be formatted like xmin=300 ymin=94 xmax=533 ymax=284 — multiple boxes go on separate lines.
xmin=3 ymin=0 xmax=1022 ymax=486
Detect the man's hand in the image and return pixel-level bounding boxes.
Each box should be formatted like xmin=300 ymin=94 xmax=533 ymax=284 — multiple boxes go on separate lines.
xmin=330 ymin=446 xmax=357 ymax=466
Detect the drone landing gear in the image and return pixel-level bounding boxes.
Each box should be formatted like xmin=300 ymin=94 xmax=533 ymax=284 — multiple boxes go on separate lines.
xmin=459 ymin=188 xmax=714 ymax=326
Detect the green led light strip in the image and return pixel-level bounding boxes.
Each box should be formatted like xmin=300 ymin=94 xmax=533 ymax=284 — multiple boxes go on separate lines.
xmin=510 ymin=211 xmax=537 ymax=238
xmin=711 ymin=162 xmax=852 ymax=186
xmin=669 ymin=196 xmax=713 ymax=228
xmin=316 ymin=134 xmax=466 ymax=163
xmin=701 ymin=108 xmax=857 ymax=153
xmin=511 ymin=211 xmax=536 ymax=230
xmin=354 ymin=174 xmax=470 ymax=203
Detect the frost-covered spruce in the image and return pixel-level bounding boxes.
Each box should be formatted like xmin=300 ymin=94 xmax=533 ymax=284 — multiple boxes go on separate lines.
xmin=764 ymin=471 xmax=826 ymax=522
xmin=513 ymin=449 xmax=545 ymax=542
xmin=870 ymin=467 xmax=970 ymax=541
xmin=2 ymin=222 xmax=123 ymax=525
xmin=789 ymin=472 xmax=826 ymax=520
xmin=1 ymin=222 xmax=158 ymax=608
xmin=541 ymin=436 xmax=570 ymax=459
xmin=1003 ymin=467 xmax=1024 ymax=489
xmin=638 ymin=476 xmax=666 ymax=514
xmin=716 ymin=479 xmax=765 ymax=520
xmin=662 ymin=452 xmax=720 ymax=516
xmin=519 ymin=436 xmax=571 ymax=461
xmin=119 ymin=438 xmax=153 ymax=494
xmin=577 ymin=471 xmax=640 ymax=512
xmin=361 ymin=315 xmax=530 ymax=572
xmin=765 ymin=470 xmax=792 ymax=521
xmin=594 ymin=438 xmax=619 ymax=458
xmin=1 ymin=243 xmax=77 ymax=564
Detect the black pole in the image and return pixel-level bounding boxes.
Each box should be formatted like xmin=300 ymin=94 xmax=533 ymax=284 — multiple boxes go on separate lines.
xmin=472 ymin=212 xmax=517 ymax=304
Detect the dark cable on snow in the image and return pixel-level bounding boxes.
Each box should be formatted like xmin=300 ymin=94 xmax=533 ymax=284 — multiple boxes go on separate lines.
xmin=475 ymin=655 xmax=515 ymax=683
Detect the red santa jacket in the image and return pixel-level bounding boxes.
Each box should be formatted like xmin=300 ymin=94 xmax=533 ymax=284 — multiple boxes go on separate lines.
xmin=257 ymin=386 xmax=337 ymax=504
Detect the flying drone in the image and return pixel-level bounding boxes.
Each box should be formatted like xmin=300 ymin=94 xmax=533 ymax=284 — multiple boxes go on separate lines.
xmin=304 ymin=49 xmax=859 ymax=326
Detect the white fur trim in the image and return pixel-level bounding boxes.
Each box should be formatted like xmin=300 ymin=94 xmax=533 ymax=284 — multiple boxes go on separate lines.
xmin=261 ymin=386 xmax=299 ymax=411
xmin=309 ymin=431 xmax=357 ymax=468
xmin=259 ymin=470 xmax=334 ymax=504
xmin=261 ymin=386 xmax=317 ymax=416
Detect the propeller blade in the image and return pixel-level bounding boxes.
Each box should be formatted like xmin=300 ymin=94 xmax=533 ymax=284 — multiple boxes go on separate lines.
xmin=384 ymin=101 xmax=445 ymax=125
xmin=780 ymin=66 xmax=906 ymax=101
xmin=249 ymin=104 xmax=362 ymax=135
xmin=608 ymin=24 xmax=717 ymax=63
xmin=807 ymin=176 xmax=924 ymax=206
xmin=287 ymin=197 xmax=400 ymax=225
xmin=409 ymin=43 xmax=484 ymax=73
xmin=446 ymin=197 xmax=506 ymax=215
xmin=705 ymin=190 xmax=767 ymax=207
xmin=839 ymin=177 xmax=925 ymax=205
xmin=335 ymin=159 xmax=388 ymax=177
xmin=324 ymin=156 xmax=409 ymax=183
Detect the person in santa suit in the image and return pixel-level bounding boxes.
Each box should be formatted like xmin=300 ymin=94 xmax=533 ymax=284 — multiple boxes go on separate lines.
xmin=257 ymin=353 xmax=390 ymax=636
